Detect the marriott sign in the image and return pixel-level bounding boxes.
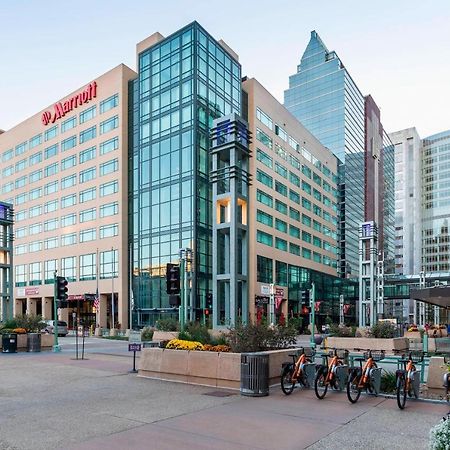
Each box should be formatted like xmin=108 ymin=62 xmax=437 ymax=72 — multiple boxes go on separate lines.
xmin=41 ymin=81 xmax=97 ymax=126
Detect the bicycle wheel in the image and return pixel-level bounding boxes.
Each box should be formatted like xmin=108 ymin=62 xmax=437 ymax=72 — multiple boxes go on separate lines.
xmin=347 ymin=371 xmax=362 ymax=404
xmin=314 ymin=370 xmax=328 ymax=399
xmin=396 ymin=376 xmax=407 ymax=410
xmin=281 ymin=365 xmax=296 ymax=395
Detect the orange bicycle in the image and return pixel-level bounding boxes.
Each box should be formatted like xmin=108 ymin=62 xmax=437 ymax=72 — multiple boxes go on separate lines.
xmin=314 ymin=349 xmax=348 ymax=399
xmin=281 ymin=347 xmax=315 ymax=395
xmin=347 ymin=350 xmax=385 ymax=403
xmin=396 ymin=352 xmax=423 ymax=409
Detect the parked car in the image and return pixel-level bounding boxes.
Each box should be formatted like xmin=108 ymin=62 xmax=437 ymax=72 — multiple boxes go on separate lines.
xmin=42 ymin=320 xmax=68 ymax=337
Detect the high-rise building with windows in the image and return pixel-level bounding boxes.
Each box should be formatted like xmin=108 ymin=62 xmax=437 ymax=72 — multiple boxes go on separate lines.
xmin=284 ymin=31 xmax=395 ymax=279
xmin=0 ymin=65 xmax=136 ymax=328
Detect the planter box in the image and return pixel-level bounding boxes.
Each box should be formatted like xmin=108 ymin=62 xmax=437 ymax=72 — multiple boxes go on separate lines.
xmin=326 ymin=337 xmax=408 ymax=354
xmin=0 ymin=333 xmax=52 ymax=350
xmin=427 ymin=356 xmax=448 ymax=389
xmin=152 ymin=331 xmax=178 ymax=342
xmin=41 ymin=334 xmax=53 ymax=347
xmin=404 ymin=331 xmax=422 ymax=341
xmin=428 ymin=329 xmax=448 ymax=338
xmin=138 ymin=347 xmax=295 ymax=389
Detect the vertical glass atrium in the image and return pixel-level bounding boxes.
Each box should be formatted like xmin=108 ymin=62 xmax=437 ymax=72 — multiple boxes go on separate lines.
xmin=129 ymin=22 xmax=241 ymax=326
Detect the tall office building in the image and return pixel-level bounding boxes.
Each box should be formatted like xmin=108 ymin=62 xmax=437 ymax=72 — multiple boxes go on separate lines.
xmin=129 ymin=23 xmax=242 ymax=326
xmin=389 ymin=128 xmax=422 ymax=275
xmin=422 ymin=130 xmax=450 ymax=273
xmin=284 ymin=31 xmax=395 ymax=279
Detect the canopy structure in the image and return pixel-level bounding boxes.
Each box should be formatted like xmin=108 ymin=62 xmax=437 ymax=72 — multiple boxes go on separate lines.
xmin=410 ymin=286 xmax=450 ymax=309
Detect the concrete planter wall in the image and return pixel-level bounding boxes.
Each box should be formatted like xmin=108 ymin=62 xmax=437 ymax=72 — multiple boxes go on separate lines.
xmin=152 ymin=331 xmax=179 ymax=342
xmin=0 ymin=333 xmax=53 ymax=350
xmin=404 ymin=331 xmax=422 ymax=341
xmin=138 ymin=348 xmax=294 ymax=389
xmin=427 ymin=356 xmax=448 ymax=389
xmin=326 ymin=337 xmax=409 ymax=354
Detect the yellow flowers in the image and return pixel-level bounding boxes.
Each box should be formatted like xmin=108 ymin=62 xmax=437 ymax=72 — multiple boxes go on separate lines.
xmin=165 ymin=339 xmax=231 ymax=352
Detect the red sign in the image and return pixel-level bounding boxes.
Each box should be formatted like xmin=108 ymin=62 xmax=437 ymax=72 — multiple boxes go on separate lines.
xmin=68 ymin=294 xmax=85 ymax=301
xmin=25 ymin=287 xmax=39 ymax=296
xmin=41 ymin=81 xmax=97 ymax=126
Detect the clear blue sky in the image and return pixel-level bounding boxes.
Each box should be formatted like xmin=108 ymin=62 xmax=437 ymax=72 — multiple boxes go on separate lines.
xmin=1 ymin=0 xmax=449 ymax=138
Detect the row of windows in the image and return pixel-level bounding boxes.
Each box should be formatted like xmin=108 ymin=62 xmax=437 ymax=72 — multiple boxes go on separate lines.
xmin=15 ymin=249 xmax=118 ymax=286
xmin=1 ymin=136 xmax=119 ymax=182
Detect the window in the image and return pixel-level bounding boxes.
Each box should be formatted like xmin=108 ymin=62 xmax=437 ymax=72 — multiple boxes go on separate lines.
xmin=61 ymin=194 xmax=76 ymax=208
xmin=100 ymin=224 xmax=118 ymax=238
xmin=80 ymin=228 xmax=97 ymax=243
xmin=302 ymin=248 xmax=311 ymax=259
xmin=2 ymin=149 xmax=14 ymax=162
xmin=2 ymin=165 xmax=13 ymax=177
xmin=275 ymin=218 xmax=287 ymax=233
xmin=100 ymin=137 xmax=119 ymax=155
xmin=302 ymin=231 xmax=311 ymax=243
xmin=29 ymin=152 xmax=42 ymax=166
xmin=275 ymin=199 xmax=287 ymax=215
xmin=100 ymin=94 xmax=118 ymax=113
xmin=275 ymin=260 xmax=288 ymax=286
xmin=289 ymin=136 xmax=300 ymax=152
xmin=44 ymin=144 xmax=58 ymax=159
xmin=257 ymin=230 xmax=273 ymax=247
xmin=275 ymin=237 xmax=287 ymax=251
xmin=257 ymin=255 xmax=273 ymax=283
xmin=313 ymin=189 xmax=322 ymax=202
xmin=2 ymin=182 xmax=13 ymax=194
xmin=44 ymin=237 xmax=58 ymax=250
xmin=29 ymin=170 xmax=42 ymax=184
xmin=61 ymin=256 xmax=76 ymax=282
xmin=100 ymin=158 xmax=118 ymax=176
xmin=256 ymin=148 xmax=272 ymax=168
xmin=313 ymin=252 xmax=322 ymax=264
xmin=79 ymin=187 xmax=96 ymax=203
xmin=80 ymin=253 xmax=96 ymax=280
xmin=61 ymin=174 xmax=76 ymax=189
xmin=80 ymin=167 xmax=96 ymax=183
xmin=79 ymin=146 xmax=96 ymax=163
xmin=44 ymin=125 xmax=58 ymax=141
xmin=275 ymin=162 xmax=287 ymax=178
xmin=256 ymin=108 xmax=273 ymax=129
xmin=256 ymin=128 xmax=272 ymax=149
xmin=44 ymin=218 xmax=58 ymax=231
xmin=290 ymin=225 xmax=300 ymax=239
xmin=100 ymin=180 xmax=118 ymax=197
xmin=29 ymin=205 xmax=42 ymax=218
xmin=16 ymin=244 xmax=27 ymax=255
xmin=313 ymin=172 xmax=322 ymax=186
xmin=100 ymin=116 xmax=118 ymax=134
xmin=256 ymin=189 xmax=273 ymax=208
xmin=15 ymin=210 xmax=26 ymax=222
xmin=289 ymin=207 xmax=300 ymax=221
xmin=313 ymin=220 xmax=322 ymax=232
xmin=61 ymin=136 xmax=76 ymax=151
xmin=289 ymin=190 xmax=300 ymax=204
xmin=313 ymin=204 xmax=322 ymax=217
xmin=61 ymin=213 xmax=76 ymax=227
xmin=29 ymin=187 xmax=42 ymax=201
xmin=275 ymin=124 xmax=288 ymax=142
xmin=256 ymin=210 xmax=272 ymax=227
xmin=44 ymin=260 xmax=57 ymax=284
xmin=15 ymin=264 xmax=27 ymax=287
xmin=302 ymin=165 xmax=311 ymax=178
xmin=79 ymin=105 xmax=96 ymax=124
xmin=61 ymin=233 xmax=77 ymax=246
xmin=313 ymin=236 xmax=322 ymax=248
xmin=15 ymin=176 xmax=27 ymax=189
xmin=29 ymin=134 xmax=42 ymax=149
xmin=44 ymin=181 xmax=58 ymax=195
xmin=290 ymin=243 xmax=300 ymax=256
xmin=61 ymin=155 xmax=77 ymax=170
xmin=100 ymin=202 xmax=118 ymax=217
xmin=44 ymin=162 xmax=58 ymax=177
xmin=275 ymin=181 xmax=287 ymax=197
xmin=302 ymin=198 xmax=311 ymax=211
xmin=15 ymin=227 xmax=27 ymax=239
xmin=15 ymin=142 xmax=27 ymax=156
xmin=275 ymin=143 xmax=288 ymax=160
xmin=100 ymin=249 xmax=118 ymax=279
xmin=29 ymin=241 xmax=43 ymax=253
xmin=80 ymin=208 xmax=96 ymax=223
xmin=302 ymin=180 xmax=311 ymax=194
xmin=256 ymin=169 xmax=273 ymax=188
xmin=15 ymin=159 xmax=27 ymax=172
xmin=289 ymin=171 xmax=300 ymax=187
xmin=79 ymin=126 xmax=97 ymax=144
xmin=15 ymin=193 xmax=27 ymax=205
xmin=61 ymin=116 xmax=76 ymax=133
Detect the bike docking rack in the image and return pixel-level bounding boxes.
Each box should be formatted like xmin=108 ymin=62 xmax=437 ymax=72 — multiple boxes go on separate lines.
xmin=280 ymin=347 xmax=317 ymax=395
xmin=316 ymin=349 xmax=350 ymax=392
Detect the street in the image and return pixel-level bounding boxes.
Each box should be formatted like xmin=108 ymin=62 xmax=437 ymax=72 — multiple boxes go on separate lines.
xmin=0 ymin=338 xmax=448 ymax=450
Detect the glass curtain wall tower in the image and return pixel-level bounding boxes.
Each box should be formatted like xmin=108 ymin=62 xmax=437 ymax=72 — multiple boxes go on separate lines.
xmin=284 ymin=31 xmax=365 ymax=279
xmin=129 ymin=22 xmax=241 ymax=326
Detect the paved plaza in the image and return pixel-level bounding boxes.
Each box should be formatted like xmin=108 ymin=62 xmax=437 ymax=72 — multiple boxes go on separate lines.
xmin=0 ymin=338 xmax=448 ymax=450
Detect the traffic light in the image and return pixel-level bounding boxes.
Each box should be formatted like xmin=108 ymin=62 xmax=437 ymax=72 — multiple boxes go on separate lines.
xmin=206 ymin=292 xmax=212 ymax=309
xmin=166 ymin=263 xmax=180 ymax=295
xmin=56 ymin=276 xmax=68 ymax=308
xmin=169 ymin=295 xmax=181 ymax=307
xmin=301 ymin=290 xmax=310 ymax=304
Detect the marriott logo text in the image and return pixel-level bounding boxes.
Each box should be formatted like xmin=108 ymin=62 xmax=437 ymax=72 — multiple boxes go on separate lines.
xmin=41 ymin=81 xmax=97 ymax=126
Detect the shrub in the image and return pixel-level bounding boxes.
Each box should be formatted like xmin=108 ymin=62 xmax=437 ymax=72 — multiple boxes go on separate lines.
xmin=227 ymin=322 xmax=297 ymax=353
xmin=185 ymin=322 xmax=211 ymax=344
xmin=0 ymin=328 xmax=14 ymax=335
xmin=329 ymin=324 xmax=355 ymax=337
xmin=288 ymin=316 xmax=303 ymax=333
xmin=429 ymin=416 xmax=450 ymax=450
xmin=210 ymin=334 xmax=229 ymax=346
xmin=13 ymin=314 xmax=46 ymax=333
xmin=380 ymin=371 xmax=397 ymax=394
xmin=155 ymin=318 xmax=179 ymax=332
xmin=141 ymin=327 xmax=154 ymax=341
xmin=369 ymin=322 xmax=396 ymax=339
xmin=2 ymin=318 xmax=18 ymax=329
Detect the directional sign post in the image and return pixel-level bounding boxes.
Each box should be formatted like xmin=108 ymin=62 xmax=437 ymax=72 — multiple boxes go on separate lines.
xmin=128 ymin=331 xmax=142 ymax=373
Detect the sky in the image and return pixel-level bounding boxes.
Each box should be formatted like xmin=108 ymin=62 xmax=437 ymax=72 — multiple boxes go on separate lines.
xmin=1 ymin=0 xmax=449 ymax=138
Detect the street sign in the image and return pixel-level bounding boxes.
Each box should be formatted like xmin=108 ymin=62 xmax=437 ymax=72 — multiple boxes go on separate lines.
xmin=129 ymin=330 xmax=142 ymax=343
xmin=261 ymin=285 xmax=270 ymax=295
xmin=128 ymin=343 xmax=142 ymax=352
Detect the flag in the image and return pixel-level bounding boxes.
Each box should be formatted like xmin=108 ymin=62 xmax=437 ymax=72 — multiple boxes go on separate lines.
xmin=93 ymin=288 xmax=99 ymax=311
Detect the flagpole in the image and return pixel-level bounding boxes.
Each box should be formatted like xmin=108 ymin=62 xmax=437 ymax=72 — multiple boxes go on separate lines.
xmin=129 ymin=242 xmax=134 ymax=330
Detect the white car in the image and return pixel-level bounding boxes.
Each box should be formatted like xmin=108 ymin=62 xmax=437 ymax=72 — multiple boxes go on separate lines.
xmin=42 ymin=320 xmax=68 ymax=337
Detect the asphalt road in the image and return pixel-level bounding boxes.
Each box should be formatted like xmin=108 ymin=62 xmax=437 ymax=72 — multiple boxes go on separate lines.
xmin=0 ymin=338 xmax=448 ymax=450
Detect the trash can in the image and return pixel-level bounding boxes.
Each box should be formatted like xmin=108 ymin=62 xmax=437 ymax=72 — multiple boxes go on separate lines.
xmin=240 ymin=352 xmax=269 ymax=397
xmin=27 ymin=333 xmax=41 ymax=352
xmin=2 ymin=333 xmax=18 ymax=353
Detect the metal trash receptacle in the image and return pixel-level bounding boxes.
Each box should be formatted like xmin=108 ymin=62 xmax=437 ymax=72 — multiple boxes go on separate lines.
xmin=240 ymin=352 xmax=269 ymax=397
xmin=27 ymin=333 xmax=41 ymax=352
xmin=2 ymin=333 xmax=18 ymax=353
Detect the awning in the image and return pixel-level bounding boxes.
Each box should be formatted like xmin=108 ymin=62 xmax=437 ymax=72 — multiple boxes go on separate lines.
xmin=410 ymin=286 xmax=450 ymax=309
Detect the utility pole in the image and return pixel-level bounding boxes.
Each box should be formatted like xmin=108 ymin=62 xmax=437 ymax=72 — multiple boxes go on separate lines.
xmin=52 ymin=270 xmax=60 ymax=353
xmin=339 ymin=294 xmax=344 ymax=326
xmin=269 ymin=283 xmax=275 ymax=325
xmin=310 ymin=282 xmax=316 ymax=349
xmin=111 ymin=247 xmax=115 ymax=329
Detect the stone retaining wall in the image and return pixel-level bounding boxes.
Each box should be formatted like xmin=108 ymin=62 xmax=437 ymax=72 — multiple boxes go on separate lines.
xmin=325 ymin=337 xmax=409 ymax=353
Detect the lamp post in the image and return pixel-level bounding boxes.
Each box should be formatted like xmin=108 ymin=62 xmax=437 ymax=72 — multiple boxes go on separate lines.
xmin=52 ymin=270 xmax=61 ymax=352
xmin=111 ymin=247 xmax=115 ymax=329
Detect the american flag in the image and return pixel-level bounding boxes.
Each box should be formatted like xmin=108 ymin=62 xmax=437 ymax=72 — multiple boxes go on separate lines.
xmin=93 ymin=288 xmax=99 ymax=311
